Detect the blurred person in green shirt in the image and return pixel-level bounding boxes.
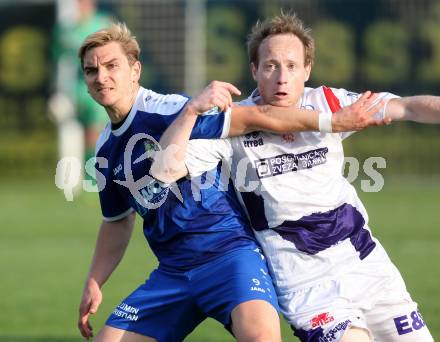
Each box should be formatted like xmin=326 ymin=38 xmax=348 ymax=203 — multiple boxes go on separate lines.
xmin=50 ymin=0 xmax=112 ymax=190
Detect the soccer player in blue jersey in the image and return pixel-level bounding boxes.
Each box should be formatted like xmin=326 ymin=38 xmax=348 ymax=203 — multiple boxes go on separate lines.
xmin=76 ymin=23 xmax=387 ymax=342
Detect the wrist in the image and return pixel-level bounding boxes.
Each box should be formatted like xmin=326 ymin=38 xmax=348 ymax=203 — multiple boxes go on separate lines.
xmin=185 ymin=101 xmax=204 ymax=116
xmin=85 ymin=276 xmax=101 ymax=289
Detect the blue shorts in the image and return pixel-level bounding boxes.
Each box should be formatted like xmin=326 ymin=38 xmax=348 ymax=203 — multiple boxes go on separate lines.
xmin=106 ymin=248 xmax=279 ymax=342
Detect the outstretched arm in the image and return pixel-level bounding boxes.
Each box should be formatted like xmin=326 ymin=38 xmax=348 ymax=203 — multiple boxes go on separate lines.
xmin=150 ymin=82 xmax=385 ymax=183
xmin=78 ymin=212 xmax=136 ymax=339
xmin=229 ymin=90 xmax=387 ymax=136
xmin=385 ymin=96 xmax=440 ymax=123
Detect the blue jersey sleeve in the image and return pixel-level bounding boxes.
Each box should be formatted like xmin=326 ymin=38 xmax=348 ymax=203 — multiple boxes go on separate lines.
xmin=137 ymin=93 xmax=231 ymax=140
xmin=191 ymin=107 xmax=231 ymax=139
xmin=98 ymin=175 xmax=134 ymax=221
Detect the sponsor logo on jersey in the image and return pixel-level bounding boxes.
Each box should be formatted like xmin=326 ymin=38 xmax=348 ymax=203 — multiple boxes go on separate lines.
xmin=319 ymin=319 xmax=351 ymax=342
xmin=311 ymin=312 xmax=335 ymax=328
xmin=245 ymin=132 xmax=261 ymax=139
xmin=114 ymin=133 xmax=182 ymax=210
xmin=144 ymin=138 xmax=159 ymax=155
xmin=394 ymin=310 xmax=426 ymax=335
xmin=243 ymin=131 xmax=264 ymax=148
xmin=140 ymin=179 xmax=170 ymax=205
xmin=113 ymin=164 xmax=123 ymax=176
xmin=138 ymin=138 xmax=171 ymax=205
xmin=254 ymin=147 xmax=328 ymax=179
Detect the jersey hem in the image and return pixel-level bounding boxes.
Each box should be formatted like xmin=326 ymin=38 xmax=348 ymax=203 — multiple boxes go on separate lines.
xmin=103 ymin=208 xmax=134 ymax=222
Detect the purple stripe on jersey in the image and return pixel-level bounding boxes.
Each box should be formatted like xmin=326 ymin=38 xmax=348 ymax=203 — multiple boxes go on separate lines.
xmin=273 ymin=203 xmax=376 ymax=259
xmin=240 ymin=191 xmax=269 ymax=230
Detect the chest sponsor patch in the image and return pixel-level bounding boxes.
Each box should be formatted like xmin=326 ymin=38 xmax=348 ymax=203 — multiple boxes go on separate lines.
xmin=254 ymin=147 xmax=328 ymax=179
xmin=243 ymin=132 xmax=264 ymax=148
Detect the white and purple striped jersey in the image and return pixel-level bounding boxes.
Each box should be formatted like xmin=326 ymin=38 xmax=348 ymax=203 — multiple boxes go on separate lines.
xmin=95 ymin=87 xmax=258 ymax=271
xmin=185 ymin=86 xmax=397 ymax=289
xmin=185 ymin=87 xmax=436 ymax=341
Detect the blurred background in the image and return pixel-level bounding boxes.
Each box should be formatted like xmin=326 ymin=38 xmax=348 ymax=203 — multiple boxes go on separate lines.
xmin=0 ymin=0 xmax=439 ymax=341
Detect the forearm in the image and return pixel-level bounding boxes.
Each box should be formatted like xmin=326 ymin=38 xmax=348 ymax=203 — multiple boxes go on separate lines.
xmin=229 ymin=105 xmax=319 ymax=136
xmin=150 ymin=105 xmax=197 ymax=182
xmin=85 ymin=213 xmax=135 ymax=287
xmin=230 ymin=91 xmax=390 ymax=135
xmin=159 ymin=103 xmax=198 ymax=165
xmin=387 ymin=96 xmax=440 ymax=123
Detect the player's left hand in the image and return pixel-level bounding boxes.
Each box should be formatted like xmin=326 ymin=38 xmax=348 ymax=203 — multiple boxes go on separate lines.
xmin=78 ymin=279 xmax=102 ymax=339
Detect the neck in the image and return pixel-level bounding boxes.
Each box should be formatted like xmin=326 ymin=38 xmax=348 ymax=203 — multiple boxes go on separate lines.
xmin=106 ymin=84 xmax=140 ymax=124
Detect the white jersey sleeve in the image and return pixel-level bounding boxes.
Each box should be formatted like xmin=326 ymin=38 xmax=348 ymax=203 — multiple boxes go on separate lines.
xmin=314 ymin=87 xmax=398 ymax=140
xmin=185 ymin=138 xmax=233 ymax=177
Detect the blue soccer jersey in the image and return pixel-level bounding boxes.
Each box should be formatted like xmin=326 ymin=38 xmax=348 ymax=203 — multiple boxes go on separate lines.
xmin=95 ymin=87 xmax=258 ymax=271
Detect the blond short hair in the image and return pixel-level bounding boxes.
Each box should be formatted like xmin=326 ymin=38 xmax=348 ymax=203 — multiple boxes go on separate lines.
xmin=78 ymin=22 xmax=140 ymax=69
xmin=247 ymin=12 xmax=315 ymax=67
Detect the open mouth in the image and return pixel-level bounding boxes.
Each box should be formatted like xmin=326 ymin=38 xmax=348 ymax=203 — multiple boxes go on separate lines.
xmin=97 ymin=87 xmax=113 ymax=94
xmin=275 ymin=92 xmax=288 ymax=97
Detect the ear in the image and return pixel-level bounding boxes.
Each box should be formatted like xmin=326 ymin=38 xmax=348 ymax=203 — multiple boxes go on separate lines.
xmin=131 ymin=61 xmax=141 ymax=83
xmin=251 ymin=62 xmax=258 ymax=81
xmin=304 ymin=63 xmax=312 ymax=82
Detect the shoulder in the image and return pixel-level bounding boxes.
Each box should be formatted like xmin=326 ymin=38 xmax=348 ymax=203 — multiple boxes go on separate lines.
xmin=137 ymin=88 xmax=190 ymax=116
xmin=302 ymin=86 xmax=360 ymax=111
xmin=236 ymin=98 xmax=256 ymax=106
xmin=304 ymin=85 xmax=358 ymax=100
xmin=236 ymin=89 xmax=259 ymax=106
xmin=95 ymin=124 xmax=112 ymax=156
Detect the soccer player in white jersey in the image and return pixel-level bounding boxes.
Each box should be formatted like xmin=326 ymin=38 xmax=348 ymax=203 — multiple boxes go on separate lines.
xmin=75 ymin=22 xmax=386 ymax=342
xmin=151 ymin=13 xmax=439 ymax=342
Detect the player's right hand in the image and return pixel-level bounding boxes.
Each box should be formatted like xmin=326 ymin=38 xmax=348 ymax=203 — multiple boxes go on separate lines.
xmin=78 ymin=279 xmax=103 ymax=339
xmin=332 ymin=91 xmax=391 ymax=132
xmin=188 ymin=80 xmax=241 ymax=115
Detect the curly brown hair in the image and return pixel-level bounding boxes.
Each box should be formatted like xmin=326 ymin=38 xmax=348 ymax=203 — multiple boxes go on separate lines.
xmin=247 ymin=12 xmax=315 ymax=67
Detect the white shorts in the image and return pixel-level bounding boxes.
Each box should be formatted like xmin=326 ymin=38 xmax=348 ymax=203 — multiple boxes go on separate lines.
xmin=255 ymin=230 xmax=434 ymax=341
xmin=284 ymin=277 xmax=433 ymax=342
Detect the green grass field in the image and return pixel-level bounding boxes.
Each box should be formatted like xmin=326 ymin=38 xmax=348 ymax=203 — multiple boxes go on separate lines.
xmin=1 ymin=176 xmax=439 ymax=341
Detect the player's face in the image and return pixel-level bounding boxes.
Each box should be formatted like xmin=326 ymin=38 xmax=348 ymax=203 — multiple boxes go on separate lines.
xmin=83 ymin=41 xmax=141 ymax=114
xmin=252 ymin=33 xmax=311 ymax=107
